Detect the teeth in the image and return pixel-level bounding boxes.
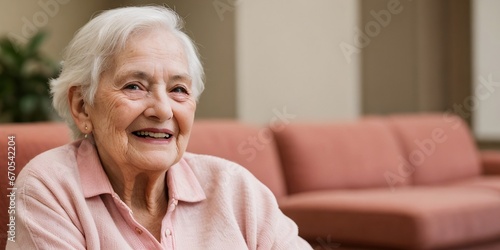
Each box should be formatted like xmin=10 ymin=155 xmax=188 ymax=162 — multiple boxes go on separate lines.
xmin=136 ymin=131 xmax=171 ymax=139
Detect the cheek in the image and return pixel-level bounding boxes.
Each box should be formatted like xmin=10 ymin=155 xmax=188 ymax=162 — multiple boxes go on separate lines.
xmin=175 ymin=101 xmax=196 ymax=132
xmin=109 ymin=102 xmax=138 ymax=127
xmin=92 ymin=95 xmax=144 ymax=134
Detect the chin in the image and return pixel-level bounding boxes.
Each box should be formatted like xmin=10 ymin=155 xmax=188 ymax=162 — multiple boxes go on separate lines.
xmin=150 ymin=156 xmax=180 ymax=170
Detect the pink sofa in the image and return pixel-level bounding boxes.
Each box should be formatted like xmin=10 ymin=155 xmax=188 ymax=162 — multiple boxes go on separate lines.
xmin=1 ymin=113 xmax=500 ymax=249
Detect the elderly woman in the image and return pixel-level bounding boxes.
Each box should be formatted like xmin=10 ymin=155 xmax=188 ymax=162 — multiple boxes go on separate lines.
xmin=7 ymin=5 xmax=311 ymax=250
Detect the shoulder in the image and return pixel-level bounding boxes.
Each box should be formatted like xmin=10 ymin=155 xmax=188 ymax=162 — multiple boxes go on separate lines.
xmin=182 ymin=152 xmax=277 ymax=204
xmin=182 ymin=152 xmax=256 ymax=185
xmin=183 ymin=152 xmax=242 ymax=171
xmin=16 ymin=141 xmax=81 ymax=194
xmin=180 ymin=153 xmax=312 ymax=249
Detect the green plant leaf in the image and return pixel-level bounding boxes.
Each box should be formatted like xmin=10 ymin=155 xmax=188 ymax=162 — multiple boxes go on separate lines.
xmin=26 ymin=31 xmax=47 ymax=57
xmin=0 ymin=39 xmax=23 ymax=73
xmin=19 ymin=94 xmax=38 ymax=114
xmin=0 ymin=31 xmax=60 ymax=122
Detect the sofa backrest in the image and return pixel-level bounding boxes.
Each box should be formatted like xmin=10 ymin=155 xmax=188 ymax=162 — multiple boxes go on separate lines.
xmin=187 ymin=120 xmax=287 ymax=198
xmin=0 ymin=122 xmax=72 ymax=248
xmin=0 ymin=122 xmax=72 ymax=171
xmin=0 ymin=120 xmax=288 ymax=198
xmin=273 ymin=118 xmax=409 ymax=194
xmin=388 ymin=113 xmax=481 ymax=185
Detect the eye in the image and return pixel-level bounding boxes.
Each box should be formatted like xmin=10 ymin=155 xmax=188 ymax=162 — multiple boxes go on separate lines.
xmin=171 ymin=86 xmax=189 ymax=94
xmin=124 ymin=83 xmax=142 ymax=91
xmin=122 ymin=82 xmax=148 ymax=100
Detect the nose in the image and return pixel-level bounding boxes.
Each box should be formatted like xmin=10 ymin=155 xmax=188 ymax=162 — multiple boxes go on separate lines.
xmin=144 ymin=90 xmax=173 ymax=121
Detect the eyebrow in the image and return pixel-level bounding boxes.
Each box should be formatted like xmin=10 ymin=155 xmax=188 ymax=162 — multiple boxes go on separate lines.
xmin=115 ymin=70 xmax=192 ymax=85
xmin=169 ymin=74 xmax=192 ymax=85
xmin=113 ymin=70 xmax=151 ymax=85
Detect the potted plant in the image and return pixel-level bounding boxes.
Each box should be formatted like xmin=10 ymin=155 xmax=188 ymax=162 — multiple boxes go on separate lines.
xmin=0 ymin=31 xmax=60 ymax=123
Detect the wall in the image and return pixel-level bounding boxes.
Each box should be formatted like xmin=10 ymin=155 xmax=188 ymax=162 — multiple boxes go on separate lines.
xmin=0 ymin=0 xmax=118 ymax=60
xmin=167 ymin=0 xmax=237 ymax=119
xmin=472 ymin=0 xmax=500 ymax=140
xmin=415 ymin=1 xmax=448 ymax=111
xmin=361 ymin=0 xmax=418 ymax=114
xmin=236 ymin=0 xmax=361 ymax=124
xmin=360 ymin=0 xmax=475 ymax=136
xmin=126 ymin=0 xmax=362 ymax=123
xmin=361 ymin=0 xmax=467 ymax=115
xmin=123 ymin=0 xmax=238 ymax=119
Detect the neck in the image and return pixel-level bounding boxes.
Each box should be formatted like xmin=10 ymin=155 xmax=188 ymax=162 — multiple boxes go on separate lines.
xmin=104 ymin=166 xmax=169 ymax=241
xmin=105 ymin=166 xmax=169 ymax=214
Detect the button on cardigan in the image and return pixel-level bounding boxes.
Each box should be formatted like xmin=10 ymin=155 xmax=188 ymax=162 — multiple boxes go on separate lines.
xmin=7 ymin=139 xmax=311 ymax=250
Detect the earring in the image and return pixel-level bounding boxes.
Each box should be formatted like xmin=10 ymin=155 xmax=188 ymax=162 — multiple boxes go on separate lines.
xmin=84 ymin=125 xmax=88 ymax=139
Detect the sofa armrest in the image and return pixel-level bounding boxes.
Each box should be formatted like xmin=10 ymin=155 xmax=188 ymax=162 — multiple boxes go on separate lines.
xmin=481 ymin=150 xmax=500 ymax=175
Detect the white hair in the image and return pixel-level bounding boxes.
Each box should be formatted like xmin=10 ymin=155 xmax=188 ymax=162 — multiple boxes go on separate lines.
xmin=50 ymin=6 xmax=205 ymax=139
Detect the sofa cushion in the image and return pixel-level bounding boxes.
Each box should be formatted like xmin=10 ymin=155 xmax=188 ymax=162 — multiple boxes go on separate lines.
xmin=280 ymin=187 xmax=500 ymax=249
xmin=449 ymin=176 xmax=500 ymax=193
xmin=388 ymin=114 xmax=481 ymax=185
xmin=187 ymin=120 xmax=287 ymax=198
xmin=273 ymin=118 xmax=409 ymax=194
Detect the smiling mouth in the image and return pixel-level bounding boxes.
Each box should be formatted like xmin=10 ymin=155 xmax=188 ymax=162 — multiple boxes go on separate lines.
xmin=132 ymin=131 xmax=173 ymax=139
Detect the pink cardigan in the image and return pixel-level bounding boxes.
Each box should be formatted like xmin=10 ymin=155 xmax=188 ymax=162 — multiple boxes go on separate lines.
xmin=7 ymin=139 xmax=311 ymax=249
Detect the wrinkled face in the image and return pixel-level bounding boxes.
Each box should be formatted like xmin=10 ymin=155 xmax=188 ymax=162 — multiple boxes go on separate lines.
xmin=88 ymin=28 xmax=196 ymax=173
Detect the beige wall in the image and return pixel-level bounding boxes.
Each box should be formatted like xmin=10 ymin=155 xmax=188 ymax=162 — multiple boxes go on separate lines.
xmin=415 ymin=1 xmax=448 ymax=111
xmin=361 ymin=0 xmax=472 ymax=120
xmin=236 ymin=0 xmax=361 ymax=124
xmin=161 ymin=0 xmax=237 ymax=119
xmin=361 ymin=0 xmax=451 ymax=114
xmin=361 ymin=0 xmax=418 ymax=114
xmin=472 ymin=0 xmax=500 ymax=140
xmin=124 ymin=0 xmax=362 ymax=123
xmin=0 ymin=0 xmax=118 ymax=60
xmin=116 ymin=0 xmax=237 ymax=119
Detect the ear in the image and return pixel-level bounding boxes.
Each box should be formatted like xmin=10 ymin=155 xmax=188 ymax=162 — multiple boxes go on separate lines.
xmin=68 ymin=86 xmax=92 ymax=134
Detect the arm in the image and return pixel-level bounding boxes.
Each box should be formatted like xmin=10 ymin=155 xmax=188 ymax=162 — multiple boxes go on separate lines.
xmin=480 ymin=150 xmax=500 ymax=175
xmin=259 ymin=203 xmax=313 ymax=250
xmin=6 ymin=169 xmax=87 ymax=250
xmin=239 ymin=169 xmax=312 ymax=250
